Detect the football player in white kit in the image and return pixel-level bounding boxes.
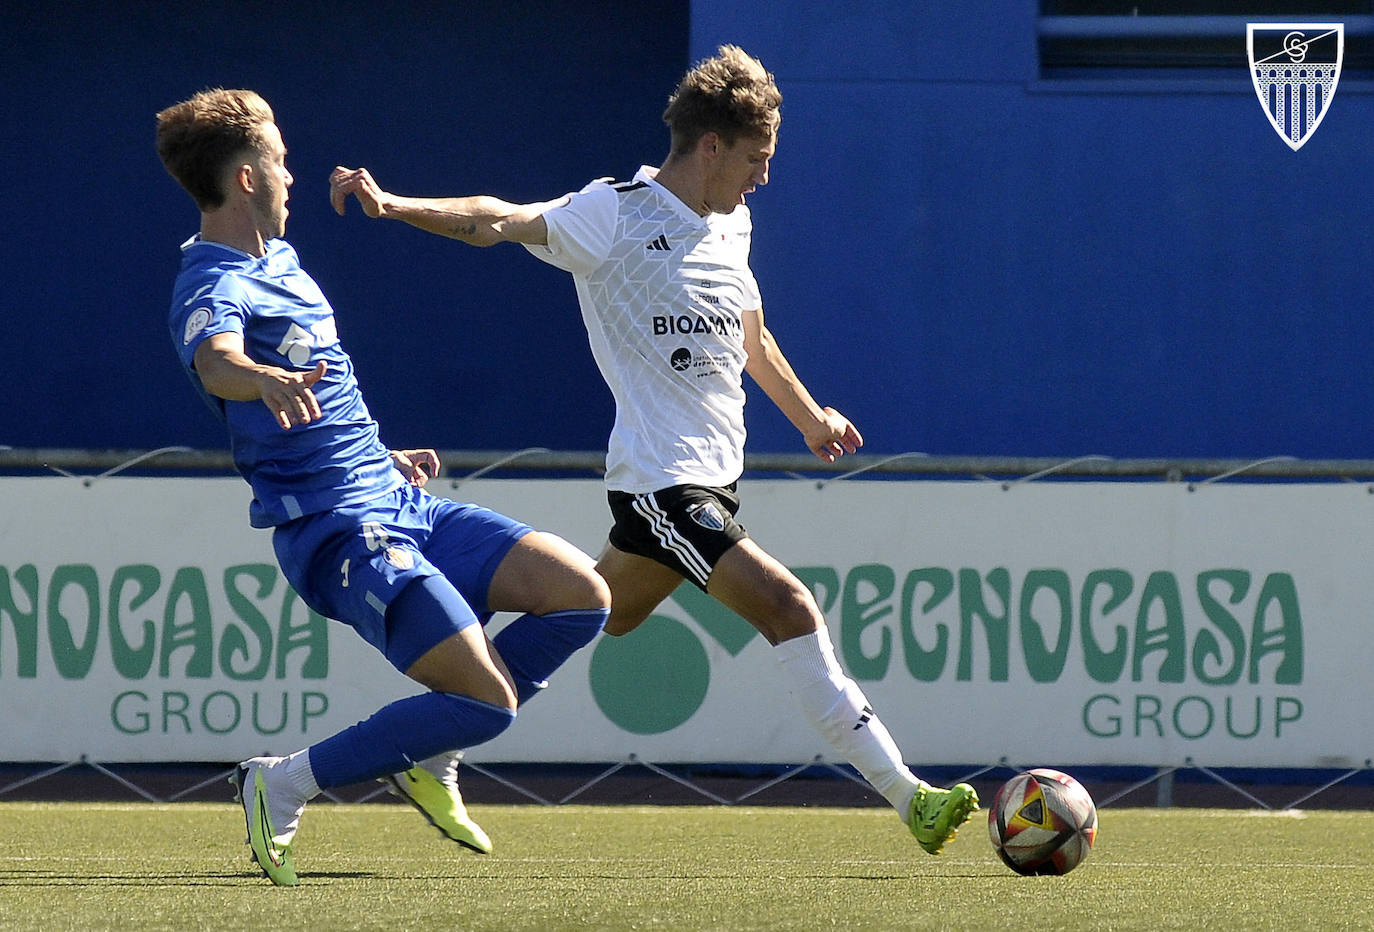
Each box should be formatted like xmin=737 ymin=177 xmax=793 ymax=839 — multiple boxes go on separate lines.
xmin=330 ymin=45 xmax=978 ymax=854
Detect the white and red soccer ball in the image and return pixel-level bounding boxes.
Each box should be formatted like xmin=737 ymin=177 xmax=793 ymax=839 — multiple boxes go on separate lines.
xmin=988 ymin=768 xmax=1098 ymax=875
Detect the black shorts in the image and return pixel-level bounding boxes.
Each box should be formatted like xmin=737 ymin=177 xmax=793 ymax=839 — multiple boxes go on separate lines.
xmin=607 ymin=483 xmax=748 ymax=590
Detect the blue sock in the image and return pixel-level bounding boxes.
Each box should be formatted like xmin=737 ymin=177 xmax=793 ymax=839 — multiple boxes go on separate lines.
xmin=308 ymin=691 xmax=514 ymax=790
xmin=492 ymin=608 xmax=608 ymax=703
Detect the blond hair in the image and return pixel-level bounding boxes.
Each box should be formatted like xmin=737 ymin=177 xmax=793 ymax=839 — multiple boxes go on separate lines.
xmin=156 ymin=88 xmax=275 ymax=210
xmin=662 ymin=45 xmax=781 ymax=155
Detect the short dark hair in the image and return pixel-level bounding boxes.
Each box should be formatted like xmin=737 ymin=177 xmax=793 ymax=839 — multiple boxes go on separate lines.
xmin=663 ymin=45 xmax=781 ymax=155
xmin=156 ymin=88 xmax=275 ymax=211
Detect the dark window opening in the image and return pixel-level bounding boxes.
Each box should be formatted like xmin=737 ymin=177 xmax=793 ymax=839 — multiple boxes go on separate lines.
xmin=1038 ymin=5 xmax=1372 ymax=78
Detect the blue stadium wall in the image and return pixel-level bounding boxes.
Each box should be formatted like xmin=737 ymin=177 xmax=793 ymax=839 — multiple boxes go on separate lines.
xmin=5 ymin=2 xmax=1371 ymax=460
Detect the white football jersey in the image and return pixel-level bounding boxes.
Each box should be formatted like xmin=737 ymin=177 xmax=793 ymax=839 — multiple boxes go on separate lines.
xmin=526 ymin=166 xmax=761 ymax=493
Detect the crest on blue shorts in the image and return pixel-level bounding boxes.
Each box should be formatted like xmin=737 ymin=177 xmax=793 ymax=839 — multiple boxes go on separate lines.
xmin=384 ymin=546 xmax=414 ymax=570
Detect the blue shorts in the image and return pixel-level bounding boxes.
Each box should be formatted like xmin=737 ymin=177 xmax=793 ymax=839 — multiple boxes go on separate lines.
xmin=272 ymin=484 xmax=531 ymax=671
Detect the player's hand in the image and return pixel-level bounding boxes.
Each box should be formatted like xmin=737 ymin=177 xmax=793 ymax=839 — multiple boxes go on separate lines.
xmin=391 ymin=448 xmax=441 ymax=487
xmin=330 ymin=166 xmax=388 ymax=218
xmin=260 ymin=361 xmax=327 ymax=429
xmin=805 ymin=407 xmax=863 ymax=463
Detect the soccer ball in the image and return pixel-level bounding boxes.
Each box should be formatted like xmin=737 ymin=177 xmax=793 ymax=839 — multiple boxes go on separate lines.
xmin=988 ymin=768 xmax=1098 ymax=875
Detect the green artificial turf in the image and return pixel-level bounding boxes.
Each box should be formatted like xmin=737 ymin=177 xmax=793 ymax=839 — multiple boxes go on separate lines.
xmin=2 ymin=802 xmax=1373 ymax=930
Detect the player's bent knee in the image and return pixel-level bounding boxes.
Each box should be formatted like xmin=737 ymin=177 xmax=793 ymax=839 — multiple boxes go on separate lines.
xmin=446 ymin=678 xmax=518 ymax=712
xmin=513 ymin=533 xmax=612 ymax=614
xmin=435 ymin=691 xmax=516 ymax=745
xmin=543 ymin=606 xmax=609 ymax=648
xmin=413 ymin=656 xmax=518 ymax=710
xmin=602 ymin=609 xmax=650 ymax=638
xmin=568 ymin=569 xmax=612 ymax=612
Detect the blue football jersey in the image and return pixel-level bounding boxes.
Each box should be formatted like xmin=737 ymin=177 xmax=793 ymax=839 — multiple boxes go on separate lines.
xmin=168 ymin=236 xmax=402 ymax=528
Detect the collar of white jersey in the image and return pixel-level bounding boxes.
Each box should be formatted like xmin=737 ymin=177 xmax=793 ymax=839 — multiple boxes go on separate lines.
xmin=633 ymin=165 xmax=712 ymax=230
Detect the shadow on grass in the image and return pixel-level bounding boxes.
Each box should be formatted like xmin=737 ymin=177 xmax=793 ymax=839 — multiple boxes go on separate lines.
xmin=0 ymin=869 xmax=379 ymax=885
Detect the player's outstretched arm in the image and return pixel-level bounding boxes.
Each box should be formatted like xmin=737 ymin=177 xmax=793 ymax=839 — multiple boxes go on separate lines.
xmin=743 ymin=308 xmax=863 ymax=463
xmin=329 ymin=166 xmax=551 ymax=247
xmin=194 ymin=333 xmax=327 ymax=430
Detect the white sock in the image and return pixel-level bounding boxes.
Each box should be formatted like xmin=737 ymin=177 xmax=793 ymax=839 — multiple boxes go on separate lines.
xmin=416 ymin=752 xmax=462 ymax=786
xmin=775 ymin=627 xmax=921 ymax=819
xmin=282 ymin=748 xmax=321 ymax=801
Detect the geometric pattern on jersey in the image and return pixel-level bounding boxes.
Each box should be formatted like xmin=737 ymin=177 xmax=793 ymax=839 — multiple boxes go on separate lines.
xmin=529 ymin=166 xmax=762 ymax=494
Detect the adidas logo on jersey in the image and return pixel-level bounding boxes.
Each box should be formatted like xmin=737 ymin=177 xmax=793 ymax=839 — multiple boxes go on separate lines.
xmin=644 ymin=234 xmax=671 ymax=252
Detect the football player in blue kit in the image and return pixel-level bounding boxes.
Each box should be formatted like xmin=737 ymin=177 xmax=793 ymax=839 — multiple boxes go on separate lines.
xmin=156 ymin=88 xmax=610 ymax=886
